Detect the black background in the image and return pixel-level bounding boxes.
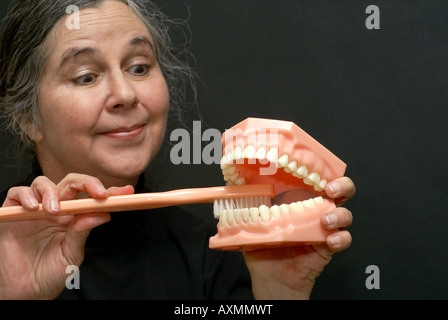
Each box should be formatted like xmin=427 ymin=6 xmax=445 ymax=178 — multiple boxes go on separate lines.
xmin=1 ymin=0 xmax=447 ymax=299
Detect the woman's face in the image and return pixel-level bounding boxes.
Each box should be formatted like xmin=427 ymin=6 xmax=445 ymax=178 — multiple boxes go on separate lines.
xmin=35 ymin=1 xmax=169 ymax=187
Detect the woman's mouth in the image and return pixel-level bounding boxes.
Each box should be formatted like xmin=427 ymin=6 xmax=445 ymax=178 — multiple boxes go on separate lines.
xmin=98 ymin=124 xmax=145 ymax=140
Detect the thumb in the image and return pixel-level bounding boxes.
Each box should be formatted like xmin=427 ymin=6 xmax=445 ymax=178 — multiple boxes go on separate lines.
xmin=62 ymin=212 xmax=111 ymax=265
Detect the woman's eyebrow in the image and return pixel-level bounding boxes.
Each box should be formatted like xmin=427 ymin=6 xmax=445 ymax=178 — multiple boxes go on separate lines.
xmin=58 ymin=37 xmax=154 ymax=70
xmin=59 ymin=47 xmax=96 ymax=70
xmin=129 ymin=36 xmax=155 ymax=54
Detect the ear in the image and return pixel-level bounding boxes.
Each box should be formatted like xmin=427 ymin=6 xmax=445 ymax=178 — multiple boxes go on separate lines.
xmin=21 ymin=120 xmax=43 ymax=143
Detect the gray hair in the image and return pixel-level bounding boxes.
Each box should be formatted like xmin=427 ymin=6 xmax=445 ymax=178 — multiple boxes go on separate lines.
xmin=0 ymin=0 xmax=196 ymax=154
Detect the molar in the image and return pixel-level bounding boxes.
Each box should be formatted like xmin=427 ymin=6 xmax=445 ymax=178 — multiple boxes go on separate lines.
xmin=319 ymin=179 xmax=327 ymax=190
xmin=285 ymin=160 xmax=297 ymax=173
xmin=314 ymin=196 xmax=324 ymax=204
xmin=279 ymin=204 xmax=290 ymax=216
xmin=289 ymin=201 xmax=304 ymax=214
xmin=295 ymin=165 xmax=308 ymax=179
xmin=303 ymin=199 xmax=315 ymax=208
xmin=222 ymin=165 xmax=236 ymax=176
xmin=307 ymin=172 xmax=320 ymax=184
xmin=234 ymin=177 xmax=246 ymax=185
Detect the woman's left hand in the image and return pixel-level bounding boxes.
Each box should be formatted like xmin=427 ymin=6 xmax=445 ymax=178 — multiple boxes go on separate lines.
xmin=243 ymin=177 xmax=355 ymax=299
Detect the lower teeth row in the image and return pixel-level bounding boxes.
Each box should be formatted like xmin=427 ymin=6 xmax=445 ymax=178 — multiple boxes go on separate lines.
xmin=219 ymin=196 xmax=324 ymax=226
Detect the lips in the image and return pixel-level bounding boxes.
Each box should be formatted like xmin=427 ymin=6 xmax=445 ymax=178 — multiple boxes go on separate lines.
xmin=98 ymin=124 xmax=145 ymax=140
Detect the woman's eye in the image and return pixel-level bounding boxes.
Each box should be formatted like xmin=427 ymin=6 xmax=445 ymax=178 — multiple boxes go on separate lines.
xmin=73 ymin=73 xmax=97 ymax=86
xmin=129 ymin=64 xmax=150 ymax=76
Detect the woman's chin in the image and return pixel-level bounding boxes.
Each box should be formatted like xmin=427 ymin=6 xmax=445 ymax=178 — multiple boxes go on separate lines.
xmin=95 ymin=161 xmax=149 ymax=186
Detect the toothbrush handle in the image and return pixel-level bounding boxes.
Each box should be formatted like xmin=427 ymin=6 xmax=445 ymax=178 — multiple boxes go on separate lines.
xmin=0 ymin=185 xmax=275 ymax=222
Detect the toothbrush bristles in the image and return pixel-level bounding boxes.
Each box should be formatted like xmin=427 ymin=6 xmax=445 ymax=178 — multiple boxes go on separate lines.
xmin=213 ymin=196 xmax=272 ymax=219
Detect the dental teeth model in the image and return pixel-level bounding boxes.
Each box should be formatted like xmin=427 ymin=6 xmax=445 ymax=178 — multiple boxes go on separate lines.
xmin=209 ymin=118 xmax=347 ymax=251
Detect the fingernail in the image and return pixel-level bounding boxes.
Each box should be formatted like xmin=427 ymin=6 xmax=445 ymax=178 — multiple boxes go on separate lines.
xmin=30 ymin=198 xmax=39 ymax=208
xmin=328 ymin=181 xmax=341 ymax=195
xmin=325 ymin=214 xmax=337 ymax=227
xmin=50 ymin=198 xmax=60 ymax=213
xmin=97 ymin=186 xmax=109 ymax=197
xmin=330 ymin=235 xmax=341 ymax=246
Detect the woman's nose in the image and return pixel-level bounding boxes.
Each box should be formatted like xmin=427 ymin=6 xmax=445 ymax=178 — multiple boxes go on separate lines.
xmin=106 ymin=70 xmax=138 ymax=110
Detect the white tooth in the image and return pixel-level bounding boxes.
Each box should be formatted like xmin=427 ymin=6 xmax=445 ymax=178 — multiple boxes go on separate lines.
xmin=241 ymin=208 xmax=250 ymax=222
xmin=220 ymin=210 xmax=227 ymax=226
xmin=308 ymin=172 xmax=320 ymax=184
xmin=278 ymin=154 xmax=289 ymax=168
xmin=288 ymin=202 xmax=300 ymax=213
xmin=249 ymin=207 xmax=259 ymax=222
xmin=319 ymin=179 xmax=327 ymax=190
xmin=303 ymin=178 xmax=313 ymax=185
xmin=226 ymin=181 xmax=235 ymax=186
xmin=222 ymin=165 xmax=236 ymax=176
xmin=234 ymin=209 xmax=241 ymax=223
xmin=290 ymin=201 xmax=305 ymax=213
xmin=243 ymin=145 xmax=256 ymax=159
xmin=254 ymin=146 xmax=266 ymax=160
xmin=223 ymin=153 xmax=234 ymax=166
xmin=266 ymin=147 xmax=278 ymax=164
xmin=287 ymin=160 xmax=298 ymax=172
xmin=303 ymin=199 xmax=315 ymax=208
xmin=220 ymin=161 xmax=228 ymax=170
xmin=230 ymin=172 xmax=239 ymax=181
xmin=296 ymin=165 xmax=308 ymax=178
xmin=270 ymin=205 xmax=281 ymax=218
xmin=227 ymin=209 xmax=234 ymax=225
xmin=279 ymin=204 xmax=290 ymax=216
xmin=259 ymin=205 xmax=270 ymax=222
xmin=235 ymin=177 xmax=246 ymax=185
xmin=314 ymin=196 xmax=324 ymax=204
xmin=313 ymin=184 xmax=324 ymax=192
xmin=220 ymin=155 xmax=231 ymax=170
xmin=233 ymin=146 xmax=243 ymax=160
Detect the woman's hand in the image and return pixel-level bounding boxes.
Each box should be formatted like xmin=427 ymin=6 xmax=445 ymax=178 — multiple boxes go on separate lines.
xmin=0 ymin=174 xmax=134 ymax=300
xmin=243 ymin=177 xmax=355 ymax=300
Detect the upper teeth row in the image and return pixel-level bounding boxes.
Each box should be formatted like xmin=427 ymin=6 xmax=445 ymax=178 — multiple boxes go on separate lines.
xmin=220 ymin=146 xmax=328 ymax=192
xmin=219 ymin=196 xmax=324 ymax=226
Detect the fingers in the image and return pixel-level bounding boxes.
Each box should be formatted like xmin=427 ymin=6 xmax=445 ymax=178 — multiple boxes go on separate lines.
xmin=321 ymin=207 xmax=353 ymax=230
xmin=325 ymin=176 xmax=356 ymax=206
xmin=29 ymin=176 xmax=62 ymax=214
xmin=321 ymin=207 xmax=353 ymax=253
xmin=326 ymin=230 xmax=352 ymax=253
xmin=2 ymin=174 xmax=134 ymax=218
xmin=57 ymin=173 xmax=109 ymax=201
xmin=3 ymin=186 xmax=40 ymax=210
xmin=107 ymin=185 xmax=135 ymax=196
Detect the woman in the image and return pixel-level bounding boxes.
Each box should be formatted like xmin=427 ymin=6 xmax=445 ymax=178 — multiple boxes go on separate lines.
xmin=0 ymin=0 xmax=354 ymax=299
